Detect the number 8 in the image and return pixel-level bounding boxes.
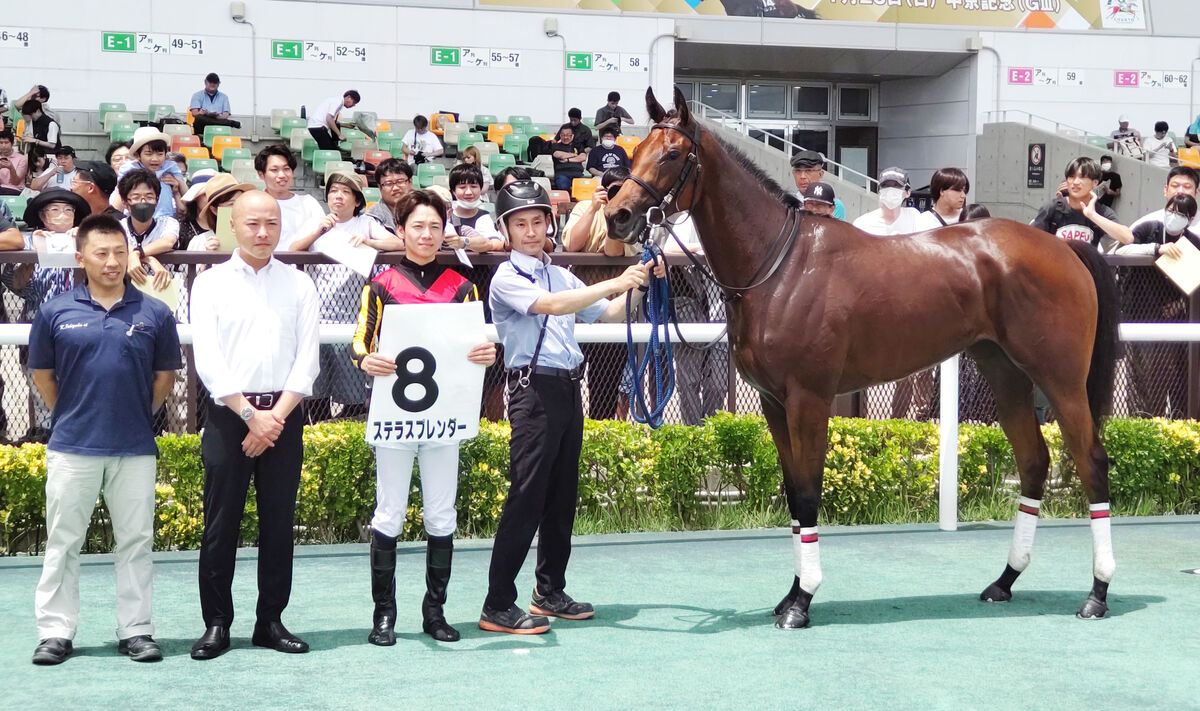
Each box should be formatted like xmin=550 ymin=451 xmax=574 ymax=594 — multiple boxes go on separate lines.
xmin=392 ymin=347 xmax=439 ymax=412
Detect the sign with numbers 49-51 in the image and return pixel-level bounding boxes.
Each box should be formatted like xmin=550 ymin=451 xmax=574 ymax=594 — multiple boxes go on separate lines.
xmin=366 ymin=302 xmax=486 ymax=445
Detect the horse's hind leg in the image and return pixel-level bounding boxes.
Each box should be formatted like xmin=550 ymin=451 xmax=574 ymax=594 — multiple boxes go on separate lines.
xmin=761 ymin=393 xmax=801 ymax=616
xmin=969 ymin=343 xmax=1052 ymax=603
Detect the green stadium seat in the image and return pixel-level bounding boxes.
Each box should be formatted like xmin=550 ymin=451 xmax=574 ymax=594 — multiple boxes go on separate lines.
xmin=220 ymin=147 xmax=252 ymax=172
xmin=187 ymin=158 xmax=219 ymax=177
xmin=271 ymin=108 xmax=298 ymax=131
xmin=376 ymin=129 xmax=399 ymax=144
xmin=416 ymin=163 xmax=446 ymax=188
xmin=279 ymin=116 xmax=307 ymax=139
xmin=472 ymin=114 xmax=498 ymax=132
xmin=1 ymin=195 xmax=28 ymax=222
xmin=581 ymin=117 xmax=595 ymax=127
xmin=109 ymin=122 xmax=137 ymax=141
xmin=202 ymin=124 xmax=233 ymax=147
xmin=148 ymin=104 xmax=175 ymax=123
xmin=457 ymin=132 xmax=483 ymax=152
xmin=507 ymin=115 xmax=532 ymax=128
xmin=311 ymin=150 xmax=343 ymax=175
xmin=528 ymin=123 xmax=548 ymax=135
xmin=337 ymin=128 xmax=367 ymax=152
xmin=103 ymin=112 xmax=134 ymax=132
xmin=98 ymin=102 xmax=127 ymax=127
xmin=302 ymin=138 xmax=320 ymax=163
xmin=111 ymin=125 xmax=137 ymax=143
xmin=363 ymin=187 xmax=381 ymax=205
xmin=502 ymin=133 xmax=529 ymax=158
xmin=488 ymin=153 xmax=516 ymax=176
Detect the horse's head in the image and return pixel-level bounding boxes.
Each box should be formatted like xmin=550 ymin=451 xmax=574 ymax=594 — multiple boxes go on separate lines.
xmin=605 ymin=87 xmax=701 ymax=244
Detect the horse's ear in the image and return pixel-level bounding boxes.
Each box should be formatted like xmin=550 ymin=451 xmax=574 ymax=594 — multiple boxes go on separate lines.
xmin=646 ymin=87 xmax=666 ymax=123
xmin=674 ymin=86 xmax=691 ymax=126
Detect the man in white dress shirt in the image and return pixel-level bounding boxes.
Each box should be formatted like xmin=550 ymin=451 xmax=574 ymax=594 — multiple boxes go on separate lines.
xmin=187 ymin=191 xmax=320 ymax=660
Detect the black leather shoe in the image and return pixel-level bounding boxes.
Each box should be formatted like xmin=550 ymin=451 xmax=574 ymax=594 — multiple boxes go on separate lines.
xmin=32 ymin=638 xmax=73 ymax=665
xmin=118 ymin=635 xmax=162 ymax=662
xmin=252 ymin=621 xmax=309 ymax=654
xmin=478 ymin=605 xmax=551 ymax=635
xmin=530 ymin=587 xmax=595 ymax=620
xmin=190 ymin=625 xmax=230 ymax=660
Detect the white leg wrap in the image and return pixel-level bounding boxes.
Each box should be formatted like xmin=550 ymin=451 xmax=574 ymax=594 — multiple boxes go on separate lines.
xmin=1090 ymin=503 xmax=1115 ymax=583
xmin=1007 ymin=497 xmax=1041 ymax=572
xmin=791 ymin=521 xmax=822 ymax=594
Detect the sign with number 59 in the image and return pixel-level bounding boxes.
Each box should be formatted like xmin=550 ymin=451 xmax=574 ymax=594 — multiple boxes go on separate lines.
xmin=366 ymin=302 xmax=486 ymax=445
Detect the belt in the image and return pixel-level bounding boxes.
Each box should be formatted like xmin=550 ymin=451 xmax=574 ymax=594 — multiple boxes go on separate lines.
xmin=244 ymin=391 xmax=282 ymax=410
xmin=508 ymin=365 xmax=584 ymax=381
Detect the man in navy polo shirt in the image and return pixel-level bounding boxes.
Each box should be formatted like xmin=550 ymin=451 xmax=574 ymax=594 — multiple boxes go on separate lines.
xmin=28 ymin=214 xmax=181 ymax=666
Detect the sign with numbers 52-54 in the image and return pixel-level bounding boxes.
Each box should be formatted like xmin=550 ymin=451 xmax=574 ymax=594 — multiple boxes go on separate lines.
xmin=366 ymin=302 xmax=486 ymax=446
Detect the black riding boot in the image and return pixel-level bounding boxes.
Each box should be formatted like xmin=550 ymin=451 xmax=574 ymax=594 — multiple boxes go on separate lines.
xmin=368 ymin=529 xmax=397 ymax=646
xmin=422 ymin=535 xmax=460 ymax=642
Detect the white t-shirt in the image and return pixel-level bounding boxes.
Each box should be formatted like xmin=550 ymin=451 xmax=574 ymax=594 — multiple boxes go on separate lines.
xmin=402 ymin=129 xmax=443 ymax=164
xmin=187 ymin=230 xmax=214 ymax=251
xmin=121 ymin=216 xmax=180 ymax=249
xmin=912 ymin=209 xmax=961 ymax=232
xmin=43 ymin=169 xmax=77 ymax=192
xmin=852 ymin=207 xmax=922 ymax=236
xmin=1143 ymin=134 xmax=1175 ymax=168
xmin=276 ymin=193 xmax=325 ymax=250
xmin=308 ymin=96 xmax=344 ymax=129
xmin=1131 ymin=208 xmax=1200 ymax=231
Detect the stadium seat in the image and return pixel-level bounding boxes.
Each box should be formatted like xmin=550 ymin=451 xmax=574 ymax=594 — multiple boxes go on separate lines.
xmin=416 ymin=163 xmax=446 ymax=188
xmin=443 ymin=124 xmax=464 ymax=155
xmin=171 ymin=135 xmax=201 ymax=152
xmin=302 ymin=138 xmax=320 ymax=163
xmin=349 ymin=139 xmax=376 ymax=161
xmin=1 ymin=195 xmax=27 ymax=222
xmin=532 ymin=176 xmax=553 ymax=194
xmin=581 ymin=117 xmax=595 ymax=127
xmin=571 ymin=177 xmax=600 ymax=202
xmin=1179 ymin=148 xmax=1200 ymax=168
xmin=111 ymin=127 xmax=138 ymax=144
xmin=246 ymin=177 xmax=267 ymax=190
xmin=279 ymin=117 xmax=307 ymax=139
xmin=323 ymin=160 xmax=356 ymax=185
xmin=98 ymin=102 xmax=127 ymax=127
xmin=103 ymin=112 xmax=134 ymax=133
xmin=473 ymin=142 xmax=500 ymax=163
xmin=228 ymin=158 xmax=256 ymax=178
xmin=148 ymin=104 xmax=175 ymax=123
xmin=362 ymin=150 xmax=391 ymax=166
xmin=616 ymin=135 xmax=641 ymax=154
xmin=376 ymin=129 xmax=400 ymax=144
xmin=289 ymin=131 xmax=311 ymax=153
xmin=220 ymin=147 xmax=252 ymax=172
xmin=311 ymin=150 xmax=343 ymax=176
xmin=488 ymin=153 xmax=516 ymax=176
xmin=487 ymin=123 xmax=514 ymax=145
xmin=431 ymin=175 xmax=450 ymax=190
xmin=338 ymin=128 xmax=367 ymax=152
xmin=202 ymin=124 xmax=233 ymax=147
xmin=187 ymin=158 xmax=218 ymax=177
xmin=211 ymin=135 xmax=243 ymax=162
xmin=363 ymin=187 xmax=381 ymax=205
xmin=271 ymin=108 xmax=298 ymax=132
xmin=502 ymin=133 xmax=528 ymax=158
xmin=375 ymin=120 xmax=392 ymax=132
xmin=531 ymin=154 xmax=555 ymax=177
xmin=548 ymin=190 xmax=571 ymax=217
xmin=109 ymin=122 xmax=137 ymax=142
xmin=430 ymin=113 xmax=455 ymax=136
xmin=164 ymin=123 xmax=194 ymax=138
xmin=473 ymin=114 xmax=498 ymax=132
xmin=458 ymin=132 xmax=483 ymax=152
xmin=528 ymin=123 xmax=548 ymax=135
xmin=181 ymin=146 xmax=211 ymax=161
xmin=507 ymin=115 xmax=532 ymax=128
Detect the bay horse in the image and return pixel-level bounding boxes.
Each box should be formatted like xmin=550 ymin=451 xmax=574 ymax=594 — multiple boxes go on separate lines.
xmin=606 ymin=88 xmax=1121 ymax=628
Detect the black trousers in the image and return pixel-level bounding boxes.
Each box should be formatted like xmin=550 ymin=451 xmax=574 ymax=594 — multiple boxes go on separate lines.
xmin=309 ymin=127 xmax=339 ymax=151
xmin=197 ymin=404 xmax=304 ymax=628
xmin=485 ymin=375 xmax=584 ymax=610
xmin=192 ymin=114 xmax=239 ymax=135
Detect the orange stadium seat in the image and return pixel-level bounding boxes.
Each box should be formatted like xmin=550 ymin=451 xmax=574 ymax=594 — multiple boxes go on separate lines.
xmin=570 ymin=177 xmax=599 ymax=202
xmin=180 ymin=145 xmax=210 ymax=161
xmin=616 ymin=135 xmax=641 ymax=154
xmin=1178 ymin=147 xmax=1200 ymax=168
xmin=487 ymin=123 xmax=513 ymax=145
xmin=210 ymin=135 xmax=243 ymax=162
xmin=171 ymin=135 xmax=201 ymax=152
xmin=429 ymin=113 xmax=453 ymax=136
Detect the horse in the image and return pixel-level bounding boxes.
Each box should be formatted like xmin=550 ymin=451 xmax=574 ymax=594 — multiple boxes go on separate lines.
xmin=605 ymin=88 xmax=1121 ymax=629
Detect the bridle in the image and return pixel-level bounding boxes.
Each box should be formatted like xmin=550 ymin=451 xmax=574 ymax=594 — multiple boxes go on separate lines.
xmin=624 ymin=121 xmax=702 ymax=229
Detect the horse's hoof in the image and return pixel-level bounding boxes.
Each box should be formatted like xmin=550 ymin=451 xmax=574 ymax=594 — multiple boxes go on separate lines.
xmin=980 ymin=582 xmax=1013 ymax=603
xmin=1076 ymin=595 xmax=1108 ymax=619
xmin=774 ymin=606 xmax=810 ymax=630
xmin=772 ymin=577 xmax=801 ymax=616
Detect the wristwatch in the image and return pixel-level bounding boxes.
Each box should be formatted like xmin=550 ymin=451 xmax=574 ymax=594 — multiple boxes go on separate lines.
xmin=239 ymin=405 xmax=255 ymax=422
xmin=463 ymin=235 xmax=471 ymax=249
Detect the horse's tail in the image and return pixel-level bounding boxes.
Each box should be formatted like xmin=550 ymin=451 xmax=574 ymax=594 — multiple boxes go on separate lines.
xmin=1067 ymin=240 xmax=1120 ymax=424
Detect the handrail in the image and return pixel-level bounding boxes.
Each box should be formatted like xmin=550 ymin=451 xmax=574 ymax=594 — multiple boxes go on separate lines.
xmin=981 ymin=109 xmax=1104 ymax=140
xmin=686 ymin=100 xmax=879 ymax=190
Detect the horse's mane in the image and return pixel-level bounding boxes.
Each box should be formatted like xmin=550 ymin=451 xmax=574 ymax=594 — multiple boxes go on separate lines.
xmin=708 ymin=130 xmax=801 ymax=208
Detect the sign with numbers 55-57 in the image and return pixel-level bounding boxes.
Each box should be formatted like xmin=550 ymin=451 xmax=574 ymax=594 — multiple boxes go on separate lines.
xmin=366 ymin=302 xmax=486 ymax=446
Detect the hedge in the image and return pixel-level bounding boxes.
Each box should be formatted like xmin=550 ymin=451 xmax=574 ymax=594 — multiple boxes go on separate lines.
xmin=2 ymin=415 xmax=1200 ymax=554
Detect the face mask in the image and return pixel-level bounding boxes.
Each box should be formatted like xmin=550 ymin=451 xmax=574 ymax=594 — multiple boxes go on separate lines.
xmin=129 ymin=203 xmax=156 ymax=222
xmin=601 ymin=139 xmax=616 ymax=149
xmin=455 ymin=198 xmax=480 ymax=211
xmin=1164 ymin=212 xmax=1189 ymax=236
xmin=1100 ymin=162 xmax=1112 ymax=171
xmin=879 ymin=187 xmax=905 ymax=210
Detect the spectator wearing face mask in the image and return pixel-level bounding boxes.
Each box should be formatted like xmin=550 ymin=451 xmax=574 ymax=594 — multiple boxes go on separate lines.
xmin=586 ymin=127 xmax=630 ymax=177
xmin=1096 ymin=155 xmax=1122 ymax=213
xmin=1131 ymin=166 xmax=1200 ymax=232
xmin=852 ymin=167 xmax=921 ymax=236
xmin=1142 ymin=121 xmax=1178 ymax=169
xmin=445 ymin=163 xmax=503 ymax=252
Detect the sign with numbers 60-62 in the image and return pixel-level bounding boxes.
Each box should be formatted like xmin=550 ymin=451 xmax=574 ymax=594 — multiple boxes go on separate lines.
xmin=366 ymin=302 xmax=486 ymax=446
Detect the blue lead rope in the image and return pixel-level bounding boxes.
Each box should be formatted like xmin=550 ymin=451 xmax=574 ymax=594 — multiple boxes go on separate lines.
xmin=625 ymin=242 xmax=674 ymax=429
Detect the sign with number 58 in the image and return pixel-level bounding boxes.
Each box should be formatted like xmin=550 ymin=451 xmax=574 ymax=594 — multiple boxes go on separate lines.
xmin=366 ymin=302 xmax=486 ymax=445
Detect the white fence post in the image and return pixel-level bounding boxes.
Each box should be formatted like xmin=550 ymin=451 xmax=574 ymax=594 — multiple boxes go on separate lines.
xmin=938 ymin=355 xmax=960 ymax=532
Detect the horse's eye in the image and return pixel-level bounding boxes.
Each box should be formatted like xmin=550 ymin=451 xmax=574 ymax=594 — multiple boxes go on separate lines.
xmin=666 ymin=151 xmax=680 ymax=161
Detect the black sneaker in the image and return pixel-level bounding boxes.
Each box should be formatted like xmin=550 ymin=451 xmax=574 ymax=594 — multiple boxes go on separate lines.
xmin=478 ymin=605 xmax=551 ymax=635
xmin=530 ymin=587 xmax=595 ymax=620
xmin=118 ymin=635 xmax=163 ymax=662
xmin=32 ymin=638 xmax=73 ymax=665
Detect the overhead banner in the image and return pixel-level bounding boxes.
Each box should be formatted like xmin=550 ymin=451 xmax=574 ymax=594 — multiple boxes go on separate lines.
xmin=479 ymin=0 xmax=1147 ymax=31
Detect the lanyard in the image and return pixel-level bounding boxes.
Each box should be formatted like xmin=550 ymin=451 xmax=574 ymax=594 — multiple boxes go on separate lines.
xmin=510 ymin=260 xmax=553 ymax=388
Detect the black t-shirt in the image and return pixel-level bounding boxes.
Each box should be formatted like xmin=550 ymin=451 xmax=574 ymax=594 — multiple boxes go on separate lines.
xmin=1132 ymin=220 xmax=1200 ymax=250
xmin=562 ymin=122 xmax=593 ymax=151
xmin=1031 ymin=197 xmax=1118 ymax=248
xmin=594 ymin=106 xmax=633 ymax=136
xmin=551 ymin=142 xmax=585 ymax=176
xmin=1097 ymin=170 xmax=1122 ymax=209
xmin=586 ymin=145 xmax=630 ymax=174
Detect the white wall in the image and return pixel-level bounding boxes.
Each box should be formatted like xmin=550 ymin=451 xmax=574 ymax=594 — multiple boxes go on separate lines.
xmin=0 ymin=0 xmax=675 ymax=125
xmin=878 ymin=58 xmax=977 ymax=189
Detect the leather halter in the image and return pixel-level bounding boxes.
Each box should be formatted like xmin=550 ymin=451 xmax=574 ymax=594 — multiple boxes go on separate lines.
xmin=625 ymin=121 xmax=701 ymax=228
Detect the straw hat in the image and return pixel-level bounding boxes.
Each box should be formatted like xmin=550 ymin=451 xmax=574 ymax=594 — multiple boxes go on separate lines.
xmin=181 ymin=169 xmax=219 ymax=203
xmin=129 ymin=126 xmax=172 ymax=155
xmin=198 ymin=173 xmax=256 ymax=231
xmin=324 ymin=169 xmax=365 ymax=203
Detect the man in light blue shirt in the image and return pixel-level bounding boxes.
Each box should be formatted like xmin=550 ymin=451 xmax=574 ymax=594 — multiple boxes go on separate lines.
xmin=189 ymin=72 xmax=240 ymax=132
xmin=480 ymin=181 xmax=658 ymax=635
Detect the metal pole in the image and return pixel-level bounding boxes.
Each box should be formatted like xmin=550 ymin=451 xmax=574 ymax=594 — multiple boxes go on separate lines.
xmin=938 ymin=355 xmax=960 ymax=532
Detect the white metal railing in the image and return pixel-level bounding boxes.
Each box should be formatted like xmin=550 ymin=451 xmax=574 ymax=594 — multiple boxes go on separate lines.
xmin=0 ymin=320 xmax=1191 ymax=531
xmin=688 ymin=100 xmax=879 ymax=190
xmin=982 ymin=109 xmax=1106 ymax=142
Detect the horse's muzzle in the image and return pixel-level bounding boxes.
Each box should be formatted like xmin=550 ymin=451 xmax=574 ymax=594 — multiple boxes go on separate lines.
xmin=607 ymin=207 xmax=646 ymax=244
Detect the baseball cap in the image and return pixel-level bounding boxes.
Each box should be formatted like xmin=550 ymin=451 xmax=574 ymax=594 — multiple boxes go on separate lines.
xmin=803 ymin=181 xmax=836 ymax=206
xmin=74 ymin=161 xmax=118 ymax=195
xmin=878 ymin=166 xmax=909 ymax=189
xmin=790 ymin=149 xmax=826 ymax=170
xmin=54 ymin=145 xmax=75 ymax=157
xmin=1118 ymin=114 xmax=1130 ymax=123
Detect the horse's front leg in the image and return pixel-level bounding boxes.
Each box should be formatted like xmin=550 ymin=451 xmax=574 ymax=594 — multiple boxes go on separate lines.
xmin=776 ymin=389 xmax=831 ymax=630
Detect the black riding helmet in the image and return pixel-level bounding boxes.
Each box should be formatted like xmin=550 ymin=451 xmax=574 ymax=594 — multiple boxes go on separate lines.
xmin=494 ymin=180 xmax=557 ymax=241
